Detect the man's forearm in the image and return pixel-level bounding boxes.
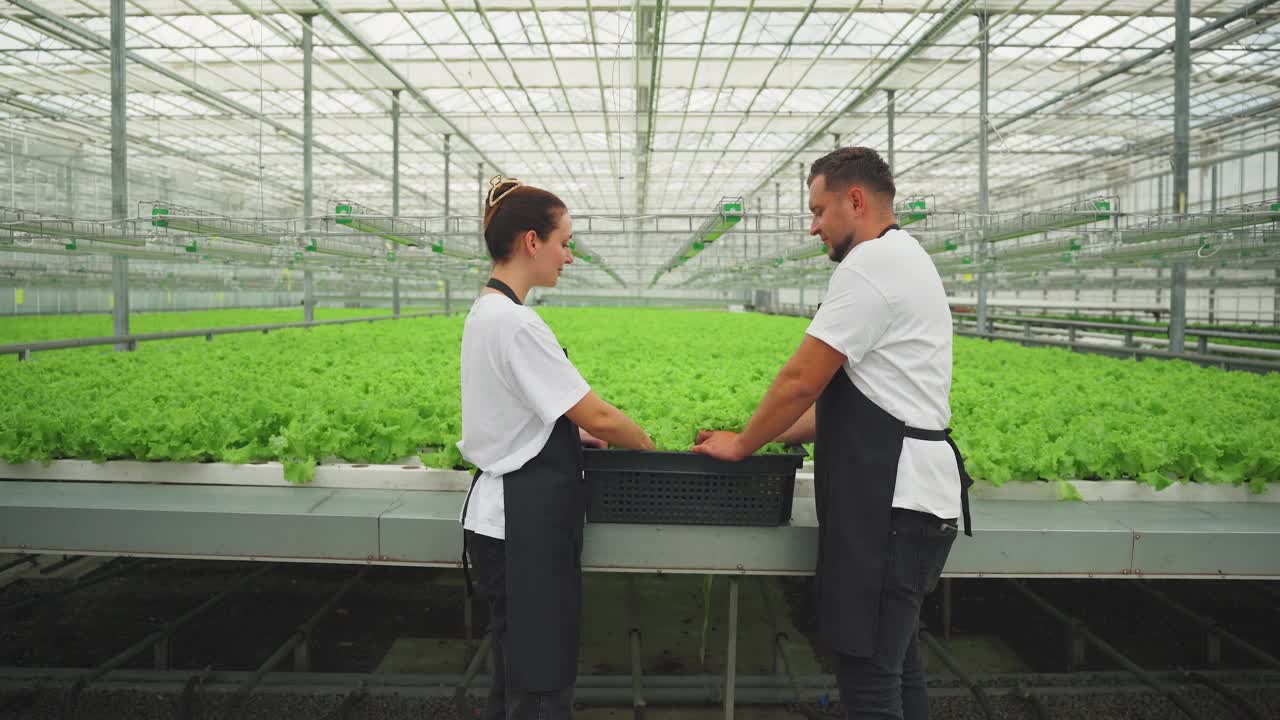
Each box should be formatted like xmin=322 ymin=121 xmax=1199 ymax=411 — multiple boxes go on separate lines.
xmin=735 ymin=375 xmax=822 ymax=456
xmin=775 ymin=405 xmax=816 ymax=445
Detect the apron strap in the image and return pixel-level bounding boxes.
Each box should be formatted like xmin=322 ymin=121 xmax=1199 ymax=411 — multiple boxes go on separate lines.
xmin=486 ymin=277 xmax=522 ymax=305
xmin=460 ymin=467 xmax=484 ymax=597
xmin=904 ymin=426 xmax=975 ymax=537
xmin=903 ymin=426 xmax=947 ymax=441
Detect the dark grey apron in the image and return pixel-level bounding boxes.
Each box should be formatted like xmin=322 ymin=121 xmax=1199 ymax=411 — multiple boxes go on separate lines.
xmin=812 ymin=225 xmax=973 ymax=658
xmin=461 ymin=277 xmax=587 ymax=691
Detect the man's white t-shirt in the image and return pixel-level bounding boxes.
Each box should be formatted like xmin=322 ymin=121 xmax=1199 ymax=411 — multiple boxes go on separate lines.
xmin=457 ymin=292 xmax=591 ymax=539
xmin=804 ymin=227 xmax=963 ymax=520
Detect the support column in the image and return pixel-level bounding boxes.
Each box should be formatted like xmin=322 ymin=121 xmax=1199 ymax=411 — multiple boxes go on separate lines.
xmin=304 ymin=272 xmax=314 ymax=320
xmin=886 ymin=88 xmax=896 ymax=174
xmin=393 ymin=276 xmax=401 ymax=317
xmin=392 ymin=89 xmax=401 ymax=217
xmin=302 ymin=14 xmax=315 ymax=323
xmin=1173 ymin=0 xmax=1191 ymax=215
xmin=798 ymin=162 xmax=805 ymax=212
xmin=1208 ymin=165 xmax=1218 ymax=212
xmin=724 ymin=578 xmax=739 ymax=720
xmin=1208 ymin=268 xmax=1216 ymax=325
xmin=477 ymin=162 xmax=485 ymax=251
xmin=443 ymin=134 xmax=452 ymax=223
xmin=110 ymin=0 xmax=129 ymax=349
xmin=753 ymin=197 xmax=760 ymax=258
xmin=1273 ymin=268 xmax=1279 ymax=327
xmin=1169 ymin=0 xmax=1190 ymax=349
xmin=1170 ymin=263 xmax=1187 ymax=353
xmin=975 ymin=12 xmax=991 ymax=336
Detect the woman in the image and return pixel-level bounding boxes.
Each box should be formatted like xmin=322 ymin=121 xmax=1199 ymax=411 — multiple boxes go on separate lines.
xmin=458 ymin=176 xmax=654 ymax=720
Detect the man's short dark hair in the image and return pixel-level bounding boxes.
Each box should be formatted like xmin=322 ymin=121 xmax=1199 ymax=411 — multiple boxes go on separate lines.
xmin=807 ymin=147 xmax=896 ymax=200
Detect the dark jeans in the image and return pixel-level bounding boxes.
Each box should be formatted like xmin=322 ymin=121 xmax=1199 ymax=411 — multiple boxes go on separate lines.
xmin=836 ymin=509 xmax=958 ymax=720
xmin=465 ymin=530 xmax=576 ymax=720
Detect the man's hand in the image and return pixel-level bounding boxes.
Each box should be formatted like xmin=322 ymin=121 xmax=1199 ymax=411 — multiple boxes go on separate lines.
xmin=691 ymin=430 xmax=748 ymax=462
xmin=579 ymin=428 xmax=607 ymax=449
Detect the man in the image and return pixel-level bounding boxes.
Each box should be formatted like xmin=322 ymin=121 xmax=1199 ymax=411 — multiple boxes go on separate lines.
xmin=693 ymin=147 xmax=973 ymax=720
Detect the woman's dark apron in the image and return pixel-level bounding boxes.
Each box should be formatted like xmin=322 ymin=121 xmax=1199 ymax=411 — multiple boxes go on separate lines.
xmin=461 ymin=277 xmax=587 ymax=691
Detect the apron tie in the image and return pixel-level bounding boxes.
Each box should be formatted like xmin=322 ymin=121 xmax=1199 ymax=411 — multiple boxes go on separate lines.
xmin=460 ymin=467 xmax=484 ymax=597
xmin=903 ymin=426 xmax=974 ymax=537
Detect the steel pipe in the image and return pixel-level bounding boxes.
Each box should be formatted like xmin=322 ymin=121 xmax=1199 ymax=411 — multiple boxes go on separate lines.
xmin=0 ymin=559 xmax=150 ymax=618
xmin=1009 ymin=580 xmax=1205 ymax=720
xmin=1133 ymin=583 xmax=1280 ymax=670
xmin=1184 ymin=670 xmax=1268 ymax=720
xmin=221 ymin=567 xmax=367 ymax=720
xmin=920 ymin=630 xmax=997 ymax=720
xmin=61 ymin=565 xmax=271 ymax=720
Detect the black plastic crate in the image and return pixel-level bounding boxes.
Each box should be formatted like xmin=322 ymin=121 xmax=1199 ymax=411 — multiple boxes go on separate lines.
xmin=582 ymin=448 xmax=807 ymax=526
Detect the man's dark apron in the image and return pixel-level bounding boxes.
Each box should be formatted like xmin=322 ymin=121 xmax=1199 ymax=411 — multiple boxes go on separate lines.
xmin=813 ymin=369 xmax=972 ymax=656
xmin=811 ymin=225 xmax=974 ymax=657
xmin=461 ymin=277 xmax=587 ymax=692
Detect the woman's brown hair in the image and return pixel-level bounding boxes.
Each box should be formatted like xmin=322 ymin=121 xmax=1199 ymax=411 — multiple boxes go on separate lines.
xmin=482 ymin=181 xmax=567 ymax=262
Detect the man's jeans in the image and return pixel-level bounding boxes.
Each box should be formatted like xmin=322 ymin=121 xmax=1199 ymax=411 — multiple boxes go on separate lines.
xmin=466 ymin=530 xmax=576 ymax=720
xmin=836 ymin=509 xmax=958 ymax=720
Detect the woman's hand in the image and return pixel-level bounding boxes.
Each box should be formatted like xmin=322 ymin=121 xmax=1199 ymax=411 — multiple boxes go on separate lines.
xmin=579 ymin=428 xmax=607 ymax=449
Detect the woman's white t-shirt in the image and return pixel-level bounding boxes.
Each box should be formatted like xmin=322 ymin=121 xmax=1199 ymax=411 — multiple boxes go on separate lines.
xmin=457 ymin=292 xmax=591 ymax=539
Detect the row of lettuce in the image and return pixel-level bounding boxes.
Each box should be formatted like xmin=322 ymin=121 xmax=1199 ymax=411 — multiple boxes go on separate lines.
xmin=1 ymin=308 xmax=1276 ymax=491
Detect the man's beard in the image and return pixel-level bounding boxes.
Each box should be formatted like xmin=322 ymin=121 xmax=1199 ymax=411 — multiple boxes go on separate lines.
xmin=827 ymin=231 xmax=856 ymax=263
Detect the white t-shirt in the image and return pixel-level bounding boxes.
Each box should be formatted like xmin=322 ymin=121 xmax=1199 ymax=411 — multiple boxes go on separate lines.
xmin=457 ymin=292 xmax=591 ymax=539
xmin=805 ymin=227 xmax=963 ymax=520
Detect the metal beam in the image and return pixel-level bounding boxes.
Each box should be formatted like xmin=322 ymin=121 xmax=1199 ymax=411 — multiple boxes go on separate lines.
xmin=897 ymin=0 xmax=1280 ymax=181
xmin=110 ymin=0 xmax=129 ymax=349
xmin=1173 ymin=0 xmax=1191 ymax=215
xmin=7 ymin=0 xmax=405 ymax=193
xmin=746 ymin=0 xmax=974 ymax=202
xmin=0 ymin=96 xmax=303 ymax=202
xmin=313 ymin=0 xmax=505 ymax=177
xmin=635 ymin=0 xmax=665 ymax=215
xmin=392 ymin=90 xmax=401 ymax=217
